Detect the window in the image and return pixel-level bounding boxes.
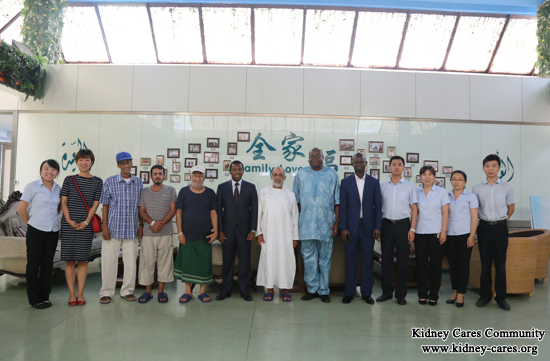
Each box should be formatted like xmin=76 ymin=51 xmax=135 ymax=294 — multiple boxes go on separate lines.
xmin=61 ymin=6 xmax=109 ymax=63
xmin=490 ymin=18 xmax=537 ymax=74
xmin=0 ymin=0 xmax=23 ymax=31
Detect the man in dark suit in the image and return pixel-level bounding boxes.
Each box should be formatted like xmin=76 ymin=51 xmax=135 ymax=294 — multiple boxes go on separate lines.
xmin=339 ymin=153 xmax=382 ymax=304
xmin=216 ymin=161 xmax=258 ymax=301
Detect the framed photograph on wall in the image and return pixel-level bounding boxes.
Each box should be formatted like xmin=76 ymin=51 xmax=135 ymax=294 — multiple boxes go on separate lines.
xmin=387 ymin=146 xmax=396 ymax=157
xmin=206 ymin=169 xmax=218 ymax=179
xmin=163 ymin=169 xmax=167 ymax=180
xmin=370 ymin=169 xmax=380 ymax=180
xmin=184 ymin=158 xmax=197 ymax=168
xmin=156 ymin=155 xmax=164 ymax=166
xmin=167 ymin=148 xmax=180 ymax=158
xmin=406 ymin=153 xmax=419 ymax=163
xmin=370 ymin=157 xmax=380 ymax=165
xmin=188 ymin=144 xmax=201 ymax=154
xmin=204 ymin=152 xmax=219 ymax=163
xmin=140 ymin=171 xmax=149 ymax=184
xmin=237 ymin=132 xmax=250 ymax=142
xmin=172 ymin=162 xmax=180 ymax=173
xmin=424 ymin=160 xmax=439 ymax=172
xmin=344 ymin=172 xmax=354 ymax=179
xmin=404 ymin=167 xmax=412 ymax=178
xmin=443 ymin=166 xmax=453 ymax=174
xmin=416 ymin=175 xmax=422 ymax=183
xmin=130 ymin=166 xmax=137 ymax=176
xmin=340 ymin=155 xmax=353 ymax=165
xmin=207 ymin=138 xmax=219 ymax=148
xmin=223 ymin=160 xmax=231 ymax=171
xmin=369 ymin=141 xmax=383 ymax=153
xmin=184 ymin=173 xmax=191 ymax=181
xmin=435 ymin=177 xmax=446 ymax=188
xmin=170 ymin=175 xmax=180 ymax=183
xmin=383 ymin=160 xmax=391 ymax=173
xmin=227 ymin=143 xmax=238 ymax=155
xmin=140 ymin=158 xmax=151 ymax=166
xmin=339 ymin=139 xmax=355 ymax=151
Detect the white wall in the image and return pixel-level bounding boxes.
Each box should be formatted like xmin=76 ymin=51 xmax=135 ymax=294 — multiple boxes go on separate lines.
xmin=0 ymin=64 xmax=548 ymax=123
xmin=15 ymin=113 xmax=547 ymax=221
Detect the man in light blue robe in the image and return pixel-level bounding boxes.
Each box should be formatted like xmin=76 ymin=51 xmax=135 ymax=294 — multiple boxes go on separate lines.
xmin=293 ymin=147 xmax=340 ymax=303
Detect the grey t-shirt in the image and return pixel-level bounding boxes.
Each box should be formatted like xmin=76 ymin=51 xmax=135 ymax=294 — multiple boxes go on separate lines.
xmin=139 ymin=185 xmax=178 ymax=236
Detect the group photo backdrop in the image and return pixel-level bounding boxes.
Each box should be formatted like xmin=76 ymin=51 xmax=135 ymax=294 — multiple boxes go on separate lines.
xmin=15 ymin=113 xmax=550 ymax=221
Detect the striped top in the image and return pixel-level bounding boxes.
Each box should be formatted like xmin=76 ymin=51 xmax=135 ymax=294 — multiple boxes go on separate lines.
xmin=139 ymin=185 xmax=177 ymax=236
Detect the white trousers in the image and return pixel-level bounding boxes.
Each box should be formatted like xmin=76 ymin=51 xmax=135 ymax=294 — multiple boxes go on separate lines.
xmin=99 ymin=238 xmax=138 ymax=298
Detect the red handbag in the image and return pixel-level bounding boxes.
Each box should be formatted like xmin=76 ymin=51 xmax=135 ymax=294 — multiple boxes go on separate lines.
xmin=72 ymin=176 xmax=103 ymax=233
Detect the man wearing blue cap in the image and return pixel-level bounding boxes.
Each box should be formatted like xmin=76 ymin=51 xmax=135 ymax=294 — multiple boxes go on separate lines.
xmin=99 ymin=152 xmax=143 ymax=304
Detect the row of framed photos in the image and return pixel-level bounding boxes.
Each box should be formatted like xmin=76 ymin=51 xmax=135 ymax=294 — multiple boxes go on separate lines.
xmin=340 ymin=140 xmax=394 ymax=155
xmin=136 ymin=169 xmax=221 ymax=184
xmin=344 ymin=170 xmax=448 ymax=188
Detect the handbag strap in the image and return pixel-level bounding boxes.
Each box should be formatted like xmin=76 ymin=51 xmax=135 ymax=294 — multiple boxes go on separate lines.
xmin=72 ymin=176 xmax=91 ymax=212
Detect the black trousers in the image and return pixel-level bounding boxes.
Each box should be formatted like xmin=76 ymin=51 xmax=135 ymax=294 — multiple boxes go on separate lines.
xmin=446 ymin=234 xmax=472 ymax=294
xmin=26 ymin=225 xmax=59 ymax=305
xmin=415 ymin=233 xmax=444 ymax=301
xmin=380 ymin=219 xmax=410 ymax=298
xmin=220 ymin=228 xmax=251 ymax=296
xmin=477 ymin=221 xmax=508 ymax=300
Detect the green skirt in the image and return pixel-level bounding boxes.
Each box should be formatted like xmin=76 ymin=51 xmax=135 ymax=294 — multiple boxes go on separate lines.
xmin=174 ymin=238 xmax=213 ymax=284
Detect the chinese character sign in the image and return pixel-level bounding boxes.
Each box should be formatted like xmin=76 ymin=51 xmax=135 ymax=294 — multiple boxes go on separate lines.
xmin=246 ymin=132 xmax=276 ymax=160
xmin=61 ymin=138 xmax=88 ymax=172
xmin=281 ymin=132 xmax=305 ymax=162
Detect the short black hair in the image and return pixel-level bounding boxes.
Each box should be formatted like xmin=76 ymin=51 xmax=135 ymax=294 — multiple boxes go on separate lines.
xmin=75 ymin=149 xmax=95 ymax=166
xmin=450 ymin=170 xmax=467 ymax=181
xmin=419 ymin=166 xmax=436 ymax=177
xmin=39 ymin=159 xmax=60 ymax=175
xmin=150 ymin=165 xmax=164 ymax=175
xmin=483 ymin=154 xmax=501 ymax=167
xmin=389 ymin=156 xmax=405 ymax=166
xmin=230 ymin=161 xmax=244 ymax=171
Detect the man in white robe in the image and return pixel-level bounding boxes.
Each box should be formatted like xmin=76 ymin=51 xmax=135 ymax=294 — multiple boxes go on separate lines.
xmin=256 ymin=167 xmax=300 ymax=302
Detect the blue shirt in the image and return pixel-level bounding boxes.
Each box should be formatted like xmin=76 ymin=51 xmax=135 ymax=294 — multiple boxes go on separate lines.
xmin=472 ymin=178 xmax=515 ymax=222
xmin=100 ymin=174 xmax=143 ymax=239
xmin=292 ymin=166 xmax=340 ymax=242
xmin=21 ymin=178 xmax=61 ymax=232
xmin=415 ymin=185 xmax=450 ymax=234
xmin=380 ymin=178 xmax=417 ymax=220
xmin=447 ymin=190 xmax=479 ymax=236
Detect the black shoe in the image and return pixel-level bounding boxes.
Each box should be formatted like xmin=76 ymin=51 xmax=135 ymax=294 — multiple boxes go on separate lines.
xmin=342 ymin=295 xmax=354 ymax=304
xmin=418 ymin=299 xmax=427 ymax=305
xmin=376 ymin=294 xmax=392 ymax=302
xmin=446 ymin=298 xmax=456 ymax=304
xmin=43 ymin=301 xmax=52 ymax=308
xmin=428 ymin=300 xmax=437 ymax=306
xmin=241 ymin=294 xmax=253 ymax=301
xmin=397 ymin=297 xmax=407 ymax=305
xmin=362 ymin=296 xmax=375 ymax=304
xmin=495 ymin=298 xmax=510 ymax=311
xmin=32 ymin=303 xmax=46 ymax=309
xmin=301 ymin=292 xmax=316 ymax=301
xmin=215 ymin=293 xmax=231 ymax=301
xmin=476 ymin=297 xmax=492 ymax=307
xmin=320 ymin=295 xmax=330 ymax=303
xmin=456 ymin=301 xmax=464 ymax=308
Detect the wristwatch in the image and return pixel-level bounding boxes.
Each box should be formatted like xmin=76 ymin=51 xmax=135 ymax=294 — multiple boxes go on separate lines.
xmin=410 ymin=228 xmax=416 ymax=232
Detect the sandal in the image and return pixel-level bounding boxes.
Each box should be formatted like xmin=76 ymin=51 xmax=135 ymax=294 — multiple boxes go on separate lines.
xmin=68 ymin=298 xmax=77 ymax=306
xmin=282 ymin=293 xmax=292 ymax=302
xmin=158 ymin=292 xmax=169 ymax=303
xmin=138 ymin=292 xmax=153 ymax=304
xmin=263 ymin=292 xmax=274 ymax=302
xmin=121 ymin=294 xmax=137 ymax=302
xmin=100 ymin=296 xmax=111 ymax=304
xmin=77 ymin=298 xmax=86 ymax=306
xmin=198 ymin=293 xmax=211 ymax=303
xmin=179 ymin=294 xmax=192 ymax=304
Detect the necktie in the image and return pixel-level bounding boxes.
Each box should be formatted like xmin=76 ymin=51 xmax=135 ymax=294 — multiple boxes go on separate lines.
xmin=234 ymin=183 xmax=240 ymax=203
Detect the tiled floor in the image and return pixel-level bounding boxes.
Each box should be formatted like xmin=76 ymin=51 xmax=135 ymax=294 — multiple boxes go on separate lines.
xmin=0 ymin=262 xmax=548 ymax=361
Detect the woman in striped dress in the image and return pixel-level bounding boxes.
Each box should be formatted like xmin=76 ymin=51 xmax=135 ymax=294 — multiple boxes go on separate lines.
xmin=60 ymin=149 xmax=103 ymax=306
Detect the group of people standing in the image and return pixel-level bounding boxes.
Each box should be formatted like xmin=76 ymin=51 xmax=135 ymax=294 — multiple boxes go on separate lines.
xmin=19 ymin=147 xmax=514 ymax=311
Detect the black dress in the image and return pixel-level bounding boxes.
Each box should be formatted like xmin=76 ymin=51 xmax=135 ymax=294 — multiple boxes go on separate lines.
xmin=60 ymin=175 xmax=103 ymax=261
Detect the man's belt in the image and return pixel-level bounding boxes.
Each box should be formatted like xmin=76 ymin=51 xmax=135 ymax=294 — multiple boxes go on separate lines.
xmin=479 ymin=219 xmax=507 ymax=226
xmin=383 ymin=218 xmax=409 ymax=224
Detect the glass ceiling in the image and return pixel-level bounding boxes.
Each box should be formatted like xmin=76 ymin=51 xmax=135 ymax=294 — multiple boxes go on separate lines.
xmin=0 ymin=3 xmax=538 ymax=75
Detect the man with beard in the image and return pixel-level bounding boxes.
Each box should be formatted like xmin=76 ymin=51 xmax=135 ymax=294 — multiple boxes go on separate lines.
xmin=99 ymin=152 xmax=143 ymax=304
xmin=293 ymin=147 xmax=340 ymax=303
xmin=137 ymin=165 xmax=177 ymax=304
xmin=256 ymin=167 xmax=300 ymax=302
xmin=174 ymin=165 xmax=218 ymax=303
xmin=340 ymin=153 xmax=382 ymax=304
